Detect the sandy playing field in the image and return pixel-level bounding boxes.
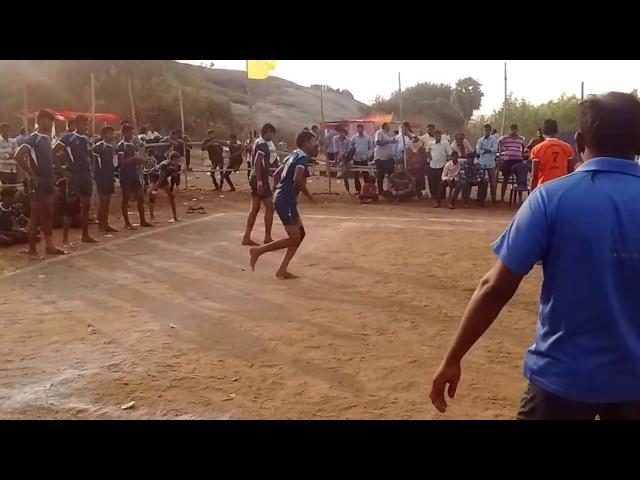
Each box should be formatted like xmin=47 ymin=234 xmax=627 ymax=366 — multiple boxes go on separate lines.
xmin=0 ymin=171 xmax=540 ymax=419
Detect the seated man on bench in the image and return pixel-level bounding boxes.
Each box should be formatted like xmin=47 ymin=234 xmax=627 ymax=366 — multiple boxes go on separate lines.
xmin=454 ymin=153 xmax=487 ymax=208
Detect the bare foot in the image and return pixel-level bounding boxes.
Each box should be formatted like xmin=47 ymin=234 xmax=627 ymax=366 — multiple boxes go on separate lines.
xmin=449 ymin=204 xmax=456 ymax=210
xmin=249 ymin=247 xmax=260 ymax=271
xmin=263 ymin=237 xmax=274 ymax=245
xmin=140 ymin=221 xmax=154 ymax=228
xmin=125 ymin=224 xmax=137 ymax=230
xmin=242 ymin=238 xmax=259 ymax=246
xmin=63 ymin=242 xmax=76 ymax=248
xmin=276 ymin=271 xmax=299 ymax=280
xmin=20 ymin=249 xmax=43 ymax=260
xmin=45 ymin=247 xmax=68 ymax=255
xmin=82 ymin=236 xmax=99 ymax=243
xmin=104 ymin=225 xmax=119 ymax=233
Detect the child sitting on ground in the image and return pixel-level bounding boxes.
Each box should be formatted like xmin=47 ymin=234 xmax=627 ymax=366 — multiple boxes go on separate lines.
xmin=359 ymin=175 xmax=379 ymax=204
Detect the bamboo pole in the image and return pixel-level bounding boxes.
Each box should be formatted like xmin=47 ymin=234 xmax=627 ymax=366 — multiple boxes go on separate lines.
xmin=90 ymin=73 xmax=96 ymax=139
xmin=321 ymin=85 xmax=332 ymax=193
xmin=178 ymin=88 xmax=189 ymax=189
xmin=127 ymin=75 xmax=137 ymax=131
xmin=500 ymin=62 xmax=507 ymax=135
xmin=581 ymin=82 xmax=584 ymax=102
xmin=398 ymin=72 xmax=407 ymax=170
xmin=22 ymin=84 xmax=28 ymax=131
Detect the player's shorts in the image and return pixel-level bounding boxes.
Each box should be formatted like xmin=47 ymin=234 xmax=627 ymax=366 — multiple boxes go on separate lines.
xmin=501 ymin=159 xmax=520 ymax=179
xmin=158 ymin=174 xmax=180 ymax=191
xmin=327 ymin=152 xmax=336 ymax=162
xmin=95 ymin=176 xmax=115 ymax=195
xmin=120 ymin=175 xmax=142 ymax=194
xmin=274 ymin=197 xmax=299 ymax=226
xmin=68 ymin=171 xmax=93 ymax=198
xmin=28 ymin=177 xmax=55 ymax=202
xmin=249 ymin=176 xmax=272 ymax=200
xmin=55 ymin=177 xmax=81 ymax=216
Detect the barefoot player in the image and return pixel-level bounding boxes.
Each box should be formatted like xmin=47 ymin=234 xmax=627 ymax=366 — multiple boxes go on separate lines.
xmin=242 ymin=123 xmax=276 ymax=246
xmin=116 ymin=124 xmax=153 ymax=229
xmin=92 ymin=126 xmax=118 ymax=233
xmin=54 ymin=114 xmax=98 ymax=243
xmin=149 ymin=151 xmax=181 ymax=222
xmin=13 ymin=109 xmax=66 ymax=258
xmin=249 ymin=130 xmax=316 ymax=279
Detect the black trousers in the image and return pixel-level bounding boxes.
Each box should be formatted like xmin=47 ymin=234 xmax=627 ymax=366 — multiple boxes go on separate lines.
xmin=517 ymin=382 xmax=640 ymax=420
xmin=375 ymin=159 xmax=394 ymax=193
xmin=426 ymin=166 xmax=443 ymax=199
xmin=209 ymin=160 xmax=224 ymax=188
xmin=346 ymin=159 xmax=370 ymax=193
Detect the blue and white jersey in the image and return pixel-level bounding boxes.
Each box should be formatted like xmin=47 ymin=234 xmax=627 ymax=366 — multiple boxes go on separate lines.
xmin=58 ymin=131 xmax=92 ymax=173
xmin=22 ymin=132 xmax=54 ymax=179
xmin=273 ymin=148 xmax=308 ymax=204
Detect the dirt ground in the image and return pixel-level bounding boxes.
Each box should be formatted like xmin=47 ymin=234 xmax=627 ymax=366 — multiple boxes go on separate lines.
xmin=0 ymin=169 xmax=540 ymax=419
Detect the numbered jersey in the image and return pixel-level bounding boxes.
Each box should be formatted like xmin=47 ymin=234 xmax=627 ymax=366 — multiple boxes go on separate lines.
xmin=531 ymin=138 xmax=574 ymax=187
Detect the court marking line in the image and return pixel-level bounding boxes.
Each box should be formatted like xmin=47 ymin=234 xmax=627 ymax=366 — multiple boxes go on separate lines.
xmin=1 ymin=210 xmax=504 ymax=281
xmin=0 ymin=213 xmax=227 ymax=281
xmin=224 ymin=211 xmax=508 ymax=224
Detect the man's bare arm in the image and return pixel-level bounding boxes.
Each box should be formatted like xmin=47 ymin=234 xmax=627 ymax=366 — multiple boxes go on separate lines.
xmin=272 ymin=164 xmax=284 ymax=189
xmin=530 ymin=159 xmax=540 ymax=190
xmin=14 ymin=145 xmax=36 ymax=178
xmin=430 ymin=260 xmax=524 ymax=413
xmin=294 ymin=166 xmax=313 ymax=202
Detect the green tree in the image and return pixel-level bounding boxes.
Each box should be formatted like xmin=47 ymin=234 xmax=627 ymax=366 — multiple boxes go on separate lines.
xmin=451 ymin=77 xmax=484 ymax=124
xmin=469 ymin=94 xmax=583 ymax=140
xmin=371 ymin=79 xmax=482 ymax=132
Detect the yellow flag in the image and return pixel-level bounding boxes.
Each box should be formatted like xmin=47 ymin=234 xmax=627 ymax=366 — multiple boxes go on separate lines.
xmin=247 ymin=60 xmax=278 ymax=80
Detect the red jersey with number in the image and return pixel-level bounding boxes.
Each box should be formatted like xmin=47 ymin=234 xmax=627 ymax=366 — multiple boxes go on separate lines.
xmin=531 ymin=138 xmax=574 ymax=186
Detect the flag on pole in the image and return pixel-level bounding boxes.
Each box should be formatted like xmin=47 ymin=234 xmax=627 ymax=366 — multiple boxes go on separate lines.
xmin=247 ymin=60 xmax=278 ymax=80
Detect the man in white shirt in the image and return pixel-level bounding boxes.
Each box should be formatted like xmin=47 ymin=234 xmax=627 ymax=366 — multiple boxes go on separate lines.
xmin=374 ymin=122 xmax=398 ymax=193
xmin=393 ymin=123 xmax=413 ymax=164
xmin=419 ymin=123 xmax=436 ymax=146
xmin=426 ymin=130 xmax=452 ymax=200
xmin=350 ymin=124 xmax=374 ymax=192
xmin=0 ymin=123 xmax=18 ymax=185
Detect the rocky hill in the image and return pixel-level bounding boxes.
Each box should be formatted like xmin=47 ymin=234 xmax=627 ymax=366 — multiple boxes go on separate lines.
xmin=0 ymin=60 xmax=370 ymax=141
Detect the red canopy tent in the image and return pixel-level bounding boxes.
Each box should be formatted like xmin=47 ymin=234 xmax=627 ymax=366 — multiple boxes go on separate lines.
xmin=321 ymin=113 xmax=407 ymax=138
xmin=21 ymin=109 xmax=120 ymax=123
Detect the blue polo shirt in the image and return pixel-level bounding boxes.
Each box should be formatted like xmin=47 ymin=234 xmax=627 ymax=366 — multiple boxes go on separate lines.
xmin=492 ymin=157 xmax=640 ymax=403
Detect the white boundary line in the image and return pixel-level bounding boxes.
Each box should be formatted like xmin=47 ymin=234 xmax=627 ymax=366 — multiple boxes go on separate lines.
xmin=1 ymin=211 xmax=505 ymax=281
xmin=0 ymin=213 xmax=227 ymax=281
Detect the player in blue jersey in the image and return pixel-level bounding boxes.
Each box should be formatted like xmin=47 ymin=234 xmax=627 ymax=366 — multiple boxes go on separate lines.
xmin=53 ymin=114 xmax=98 ymax=243
xmin=13 ymin=109 xmax=66 ymax=258
xmin=93 ymin=126 xmax=118 ymax=233
xmin=116 ymin=124 xmax=153 ymax=229
xmin=242 ymin=123 xmax=276 ymax=246
xmin=149 ymin=151 xmax=181 ymax=222
xmin=249 ymin=130 xmax=316 ymax=279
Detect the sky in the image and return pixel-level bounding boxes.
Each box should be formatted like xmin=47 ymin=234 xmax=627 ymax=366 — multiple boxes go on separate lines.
xmin=181 ymin=60 xmax=640 ymax=116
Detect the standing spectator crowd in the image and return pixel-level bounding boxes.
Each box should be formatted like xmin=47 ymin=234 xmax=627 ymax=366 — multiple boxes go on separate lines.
xmin=323 ymin=118 xmax=578 ymax=209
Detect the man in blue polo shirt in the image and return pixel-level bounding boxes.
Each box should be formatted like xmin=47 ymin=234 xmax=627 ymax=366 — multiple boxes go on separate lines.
xmin=430 ymin=92 xmax=640 ymax=420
